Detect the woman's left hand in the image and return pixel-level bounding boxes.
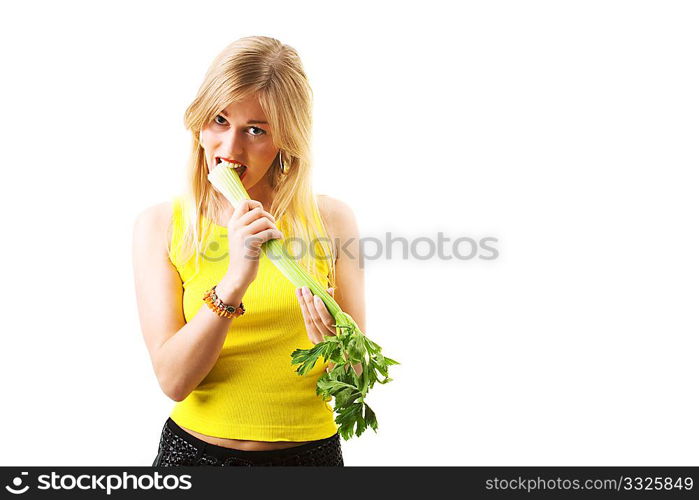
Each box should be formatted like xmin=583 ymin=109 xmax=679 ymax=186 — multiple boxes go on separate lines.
xmin=295 ymin=285 xmax=362 ymax=376
xmin=296 ymin=286 xmax=337 ymax=345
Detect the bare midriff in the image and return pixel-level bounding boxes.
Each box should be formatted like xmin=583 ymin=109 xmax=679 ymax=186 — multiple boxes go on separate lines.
xmin=178 ymin=424 xmax=313 ymax=451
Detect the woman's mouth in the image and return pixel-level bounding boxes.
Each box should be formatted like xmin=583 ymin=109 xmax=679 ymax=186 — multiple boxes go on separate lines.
xmin=215 ymin=157 xmax=247 ymax=180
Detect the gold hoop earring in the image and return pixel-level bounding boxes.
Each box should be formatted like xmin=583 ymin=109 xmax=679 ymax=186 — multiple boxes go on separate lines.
xmin=279 ymin=150 xmax=287 ymax=174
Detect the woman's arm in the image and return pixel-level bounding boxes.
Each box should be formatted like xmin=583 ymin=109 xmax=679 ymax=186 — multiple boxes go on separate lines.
xmin=132 ymin=202 xmax=247 ymax=402
xmin=318 ymin=195 xmax=366 ymax=376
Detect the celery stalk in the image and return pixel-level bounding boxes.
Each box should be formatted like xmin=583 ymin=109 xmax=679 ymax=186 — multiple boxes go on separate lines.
xmin=208 ymin=162 xmax=398 ymax=440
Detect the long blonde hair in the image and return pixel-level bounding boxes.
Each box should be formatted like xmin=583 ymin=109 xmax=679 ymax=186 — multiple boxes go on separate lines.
xmin=174 ymin=36 xmax=335 ymax=288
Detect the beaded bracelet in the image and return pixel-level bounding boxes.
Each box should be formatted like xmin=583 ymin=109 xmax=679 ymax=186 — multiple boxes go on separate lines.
xmin=203 ymin=285 xmax=245 ymax=319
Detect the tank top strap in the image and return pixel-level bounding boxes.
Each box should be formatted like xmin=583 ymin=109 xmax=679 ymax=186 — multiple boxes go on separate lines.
xmin=168 ymin=195 xmax=186 ymax=265
xmin=306 ymin=202 xmax=333 ymax=287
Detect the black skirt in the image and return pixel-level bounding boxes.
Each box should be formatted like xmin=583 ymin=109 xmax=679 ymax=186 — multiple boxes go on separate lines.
xmin=152 ymin=417 xmax=344 ymax=466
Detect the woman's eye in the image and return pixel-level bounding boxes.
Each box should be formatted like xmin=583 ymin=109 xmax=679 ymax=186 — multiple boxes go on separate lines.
xmin=212 ymin=116 xmax=265 ymax=137
xmin=247 ymin=126 xmax=266 ymax=137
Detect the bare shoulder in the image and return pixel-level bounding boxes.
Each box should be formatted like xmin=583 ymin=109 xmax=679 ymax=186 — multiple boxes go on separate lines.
xmin=133 ymin=200 xmax=174 ymax=254
xmin=316 ymin=194 xmax=359 ymax=239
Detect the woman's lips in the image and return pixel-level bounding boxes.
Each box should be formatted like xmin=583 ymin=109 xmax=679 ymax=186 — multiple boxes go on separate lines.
xmin=215 ymin=157 xmax=247 ymax=180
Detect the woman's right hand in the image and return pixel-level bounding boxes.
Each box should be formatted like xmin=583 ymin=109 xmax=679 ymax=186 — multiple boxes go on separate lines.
xmin=224 ymin=199 xmax=283 ymax=289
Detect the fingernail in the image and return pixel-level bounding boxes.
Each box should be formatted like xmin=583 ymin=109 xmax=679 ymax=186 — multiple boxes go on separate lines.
xmin=302 ymin=287 xmax=309 ymax=295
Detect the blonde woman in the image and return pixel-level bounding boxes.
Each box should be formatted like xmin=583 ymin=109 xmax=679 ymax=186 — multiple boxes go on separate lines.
xmin=132 ymin=36 xmax=365 ymax=466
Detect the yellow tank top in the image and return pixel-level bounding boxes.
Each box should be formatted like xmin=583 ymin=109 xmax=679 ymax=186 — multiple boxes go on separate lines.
xmin=167 ymin=195 xmax=338 ymax=441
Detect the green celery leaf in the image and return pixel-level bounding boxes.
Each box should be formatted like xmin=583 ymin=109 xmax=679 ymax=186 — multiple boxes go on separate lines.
xmin=355 ymin=412 xmax=367 ymax=437
xmin=347 ymin=338 xmax=365 ymax=362
xmin=383 ymin=356 xmax=400 ymax=366
xmin=334 ymin=387 xmax=354 ymax=408
xmin=364 ymin=403 xmax=378 ymax=432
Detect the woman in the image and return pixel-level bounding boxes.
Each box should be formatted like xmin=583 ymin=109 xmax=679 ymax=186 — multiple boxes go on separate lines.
xmin=132 ymin=36 xmax=365 ymax=466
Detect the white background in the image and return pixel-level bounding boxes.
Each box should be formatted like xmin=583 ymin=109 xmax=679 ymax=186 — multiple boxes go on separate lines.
xmin=0 ymin=0 xmax=697 ymax=466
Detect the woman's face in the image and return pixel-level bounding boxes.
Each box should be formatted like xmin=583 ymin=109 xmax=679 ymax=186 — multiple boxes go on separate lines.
xmin=200 ymin=93 xmax=278 ymax=193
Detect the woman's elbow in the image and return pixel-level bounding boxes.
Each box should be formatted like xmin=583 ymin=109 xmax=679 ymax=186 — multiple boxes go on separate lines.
xmin=156 ymin=372 xmax=189 ymax=402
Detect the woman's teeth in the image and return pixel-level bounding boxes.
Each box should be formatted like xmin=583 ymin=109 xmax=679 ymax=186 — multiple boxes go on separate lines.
xmin=216 ymin=159 xmax=247 ymax=179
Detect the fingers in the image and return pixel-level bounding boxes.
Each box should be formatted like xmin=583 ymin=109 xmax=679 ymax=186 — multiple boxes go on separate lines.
xmin=234 ymin=205 xmax=281 ymax=242
xmin=296 ymin=288 xmax=323 ymax=344
xmin=233 ymin=199 xmax=262 ymax=218
xmin=244 ymin=229 xmax=283 ymax=252
xmin=237 ymin=205 xmax=276 ymax=227
xmin=296 ymin=286 xmax=339 ymax=345
xmin=301 ymin=286 xmax=336 ymax=337
xmin=313 ymin=294 xmax=336 ymax=335
xmin=244 ymin=217 xmax=280 ymax=237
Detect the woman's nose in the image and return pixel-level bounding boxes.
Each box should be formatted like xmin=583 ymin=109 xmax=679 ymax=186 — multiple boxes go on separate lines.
xmin=224 ymin=129 xmax=245 ymax=155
